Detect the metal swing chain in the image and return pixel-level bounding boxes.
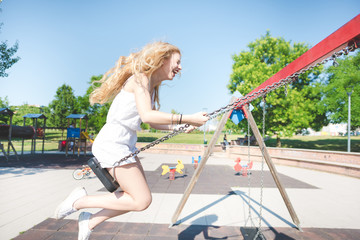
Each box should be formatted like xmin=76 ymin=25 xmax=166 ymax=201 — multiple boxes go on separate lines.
xmin=110 ymin=42 xmax=358 ymax=172
xmin=253 ymin=96 xmax=267 ymax=240
xmin=245 ymin=114 xmax=255 ymax=227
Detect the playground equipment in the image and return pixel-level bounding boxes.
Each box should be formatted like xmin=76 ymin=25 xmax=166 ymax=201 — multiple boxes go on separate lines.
xmin=22 ymin=114 xmax=47 ymax=154
xmin=234 ymin=157 xmax=253 ymax=176
xmin=86 ymin=14 xmax=360 ymax=236
xmin=81 ymin=131 xmax=94 ymax=143
xmin=65 ymin=114 xmax=90 ymax=157
xmin=0 ymin=109 xmax=48 ymax=159
xmin=161 ymin=160 xmax=184 ymax=180
xmin=0 ymin=108 xmax=18 ymax=160
xmin=192 ymin=156 xmax=201 ymax=169
xmin=0 ymin=125 xmax=35 ymax=139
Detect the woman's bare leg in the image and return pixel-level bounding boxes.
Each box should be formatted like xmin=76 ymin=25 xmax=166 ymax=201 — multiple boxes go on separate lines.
xmin=74 ymin=157 xmax=151 ymax=229
xmin=87 ymin=209 xmax=128 ymax=230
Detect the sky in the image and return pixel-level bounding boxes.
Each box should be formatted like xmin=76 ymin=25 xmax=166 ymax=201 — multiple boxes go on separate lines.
xmin=1 ymin=0 xmax=359 ymax=116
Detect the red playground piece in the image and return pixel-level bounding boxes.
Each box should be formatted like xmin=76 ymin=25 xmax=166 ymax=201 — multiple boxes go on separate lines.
xmin=192 ymin=156 xmax=201 ymax=169
xmin=234 ymin=157 xmax=253 ymax=176
xmin=168 ymin=168 xmax=176 ymax=180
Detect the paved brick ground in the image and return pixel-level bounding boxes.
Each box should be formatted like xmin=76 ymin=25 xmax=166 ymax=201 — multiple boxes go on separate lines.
xmin=13 ymin=218 xmax=360 ymax=240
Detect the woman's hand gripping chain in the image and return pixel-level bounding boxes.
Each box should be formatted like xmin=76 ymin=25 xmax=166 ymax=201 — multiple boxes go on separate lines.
xmin=175 ymin=111 xmax=209 ymax=133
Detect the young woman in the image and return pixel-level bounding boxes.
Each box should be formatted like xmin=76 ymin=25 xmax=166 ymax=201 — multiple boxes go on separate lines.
xmin=54 ymin=42 xmax=209 ymax=240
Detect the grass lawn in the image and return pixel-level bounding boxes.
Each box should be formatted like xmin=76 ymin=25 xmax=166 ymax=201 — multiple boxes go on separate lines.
xmin=2 ymin=129 xmax=359 ymax=153
xmin=265 ymin=135 xmax=360 ymax=152
xmin=137 ymin=131 xmax=222 ymax=144
xmin=137 ymin=132 xmax=360 ymax=152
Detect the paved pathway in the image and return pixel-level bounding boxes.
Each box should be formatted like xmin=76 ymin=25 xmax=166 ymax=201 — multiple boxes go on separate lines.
xmin=1 ymin=152 xmax=359 ymax=239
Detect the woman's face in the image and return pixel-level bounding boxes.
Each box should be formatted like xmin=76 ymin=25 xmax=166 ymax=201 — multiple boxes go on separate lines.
xmin=159 ymin=52 xmax=182 ymax=81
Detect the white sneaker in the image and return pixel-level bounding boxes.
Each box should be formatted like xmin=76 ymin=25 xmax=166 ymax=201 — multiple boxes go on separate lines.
xmin=54 ymin=187 xmax=87 ymax=219
xmin=78 ymin=212 xmax=92 ymax=240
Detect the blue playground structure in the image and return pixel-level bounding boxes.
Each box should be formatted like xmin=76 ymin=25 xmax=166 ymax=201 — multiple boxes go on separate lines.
xmin=65 ymin=114 xmax=90 ymax=157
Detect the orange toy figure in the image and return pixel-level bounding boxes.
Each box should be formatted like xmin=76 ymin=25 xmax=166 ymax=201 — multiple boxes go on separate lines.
xmin=192 ymin=156 xmax=201 ymax=169
xmin=234 ymin=158 xmax=242 ymax=172
xmin=234 ymin=157 xmax=253 ymax=176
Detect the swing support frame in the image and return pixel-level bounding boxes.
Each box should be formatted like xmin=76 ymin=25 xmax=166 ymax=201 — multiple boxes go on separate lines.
xmin=243 ymin=104 xmax=302 ymax=231
xmin=170 ymin=14 xmax=360 ymax=230
xmin=170 ymin=102 xmax=301 ymax=230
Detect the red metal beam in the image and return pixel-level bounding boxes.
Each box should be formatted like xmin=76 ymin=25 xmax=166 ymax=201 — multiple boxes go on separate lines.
xmin=235 ymin=14 xmax=360 ymax=109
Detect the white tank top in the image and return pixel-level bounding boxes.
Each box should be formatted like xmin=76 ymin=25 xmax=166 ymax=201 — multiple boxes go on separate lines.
xmin=91 ymin=87 xmax=154 ymax=167
xmin=106 ymin=90 xmax=142 ymax=131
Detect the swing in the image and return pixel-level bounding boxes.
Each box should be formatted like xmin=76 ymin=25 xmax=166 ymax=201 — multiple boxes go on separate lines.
xmin=88 ymin=157 xmax=119 ymax=192
xmin=241 ymin=96 xmax=267 ymax=240
xmin=245 ymin=106 xmax=255 ymax=227
xmin=169 ymin=16 xmax=359 ymax=230
xmin=254 ymin=97 xmax=267 ymax=240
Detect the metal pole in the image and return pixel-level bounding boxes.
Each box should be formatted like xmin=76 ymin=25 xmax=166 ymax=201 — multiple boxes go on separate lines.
xmin=347 ymin=90 xmax=352 ymax=152
xmin=203 ymin=125 xmax=206 ymax=144
xmin=203 ymin=108 xmax=207 ymax=144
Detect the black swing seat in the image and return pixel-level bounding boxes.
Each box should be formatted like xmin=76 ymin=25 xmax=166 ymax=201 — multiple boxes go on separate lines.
xmin=88 ymin=157 xmax=120 ymax=193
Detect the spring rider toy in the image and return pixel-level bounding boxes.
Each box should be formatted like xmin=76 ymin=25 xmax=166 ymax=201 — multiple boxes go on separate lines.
xmin=161 ymin=160 xmax=184 ymax=180
xmin=192 ymin=155 xmax=201 ymax=169
xmin=234 ymin=157 xmax=253 ymax=176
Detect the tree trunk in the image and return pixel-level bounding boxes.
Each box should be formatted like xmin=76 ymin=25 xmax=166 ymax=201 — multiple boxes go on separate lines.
xmin=276 ymin=135 xmax=281 ymax=147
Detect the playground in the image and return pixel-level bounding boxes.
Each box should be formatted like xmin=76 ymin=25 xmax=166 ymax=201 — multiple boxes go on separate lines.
xmin=1 ymin=152 xmax=360 ymax=240
xmin=1 ymin=11 xmax=360 ymax=240
xmin=0 ymin=111 xmax=94 ymax=160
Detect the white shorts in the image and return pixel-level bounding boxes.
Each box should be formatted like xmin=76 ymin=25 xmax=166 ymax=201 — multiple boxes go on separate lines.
xmin=92 ymin=123 xmax=138 ymax=168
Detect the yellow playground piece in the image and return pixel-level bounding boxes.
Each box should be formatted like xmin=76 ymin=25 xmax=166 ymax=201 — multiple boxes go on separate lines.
xmin=161 ymin=160 xmax=184 ymax=175
xmin=81 ymin=132 xmax=94 ymax=143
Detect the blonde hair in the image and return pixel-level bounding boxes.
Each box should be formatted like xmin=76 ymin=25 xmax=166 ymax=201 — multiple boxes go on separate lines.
xmin=89 ymin=41 xmax=181 ymax=109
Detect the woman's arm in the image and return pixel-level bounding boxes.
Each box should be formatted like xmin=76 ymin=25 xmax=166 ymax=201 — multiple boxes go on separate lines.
xmin=149 ymin=124 xmax=196 ymax=133
xmin=149 ymin=123 xmax=173 ymax=131
xmin=130 ymin=75 xmax=209 ymax=127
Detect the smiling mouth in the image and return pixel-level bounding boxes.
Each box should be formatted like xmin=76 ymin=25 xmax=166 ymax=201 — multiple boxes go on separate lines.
xmin=173 ymin=69 xmax=179 ymax=75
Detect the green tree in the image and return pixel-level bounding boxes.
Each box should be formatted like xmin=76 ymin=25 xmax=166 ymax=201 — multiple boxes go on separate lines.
xmin=48 ymin=84 xmax=78 ymax=134
xmin=11 ymin=104 xmax=43 ymax=125
xmin=0 ymin=96 xmax=10 ymax=123
xmin=321 ymin=50 xmax=360 ymax=129
xmin=0 ymin=103 xmax=48 ymax=130
xmin=0 ymin=96 xmax=9 ymax=108
xmin=80 ymin=75 xmax=110 ymax=132
xmin=228 ymin=31 xmax=327 ymax=146
xmin=0 ymin=21 xmax=20 ymax=77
